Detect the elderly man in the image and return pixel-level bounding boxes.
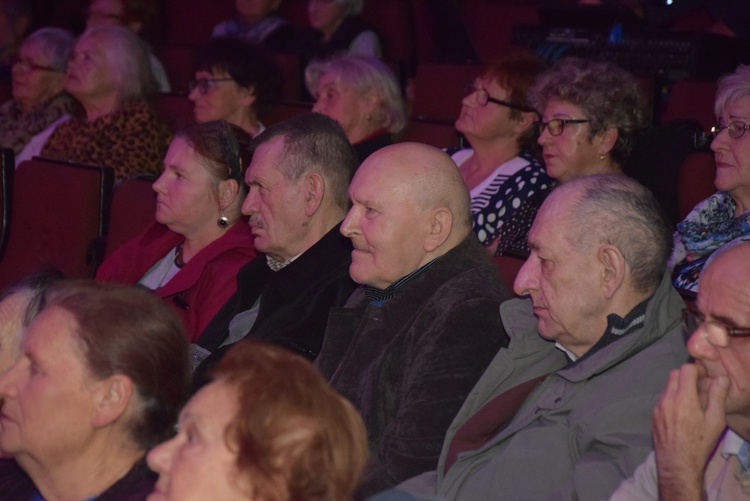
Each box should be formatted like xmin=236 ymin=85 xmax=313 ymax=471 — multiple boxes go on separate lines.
xmin=192 ymin=113 xmax=359 ymax=382
xmin=382 ymin=174 xmax=689 ymax=500
xmin=315 ymin=142 xmax=511 ymax=496
xmin=609 ymin=241 xmax=750 ymax=500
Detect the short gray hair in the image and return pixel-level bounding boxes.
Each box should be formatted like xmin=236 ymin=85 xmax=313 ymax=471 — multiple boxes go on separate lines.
xmin=78 ymin=26 xmax=156 ymax=104
xmin=562 ymin=175 xmax=672 ymax=292
xmin=23 ymin=28 xmax=75 ymax=73
xmin=305 ymin=54 xmax=407 ymax=134
xmin=714 ymin=65 xmax=750 ymax=119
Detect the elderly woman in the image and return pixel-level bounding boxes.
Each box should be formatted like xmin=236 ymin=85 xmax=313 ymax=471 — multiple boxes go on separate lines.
xmin=85 ymin=0 xmax=171 ymax=92
xmin=307 ymin=53 xmax=406 ymax=163
xmin=669 ymin=65 xmax=750 ymax=293
xmin=96 ymin=121 xmax=256 ymax=342
xmin=0 ymin=28 xmax=75 ymax=165
xmin=147 ymin=341 xmax=368 ymax=501
xmin=189 ymin=37 xmax=281 ymax=138
xmin=0 ymin=280 xmax=190 ymax=500
xmin=41 ymin=26 xmax=171 ymax=180
xmin=296 ymin=0 xmax=381 ymax=64
xmin=528 ymin=57 xmax=648 ymax=183
xmin=453 ymin=52 xmax=553 ymax=255
xmin=212 ymin=0 xmax=294 ymax=52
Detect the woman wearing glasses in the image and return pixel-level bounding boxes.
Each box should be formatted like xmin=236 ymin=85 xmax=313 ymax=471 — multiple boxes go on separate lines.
xmin=40 ymin=26 xmax=171 ymax=180
xmin=0 ymin=28 xmax=75 ymax=165
xmin=528 ymin=57 xmax=648 ymax=183
xmin=452 ymin=51 xmax=553 ymax=255
xmin=189 ymin=37 xmax=281 ymax=138
xmin=96 ymin=121 xmax=256 ymax=342
xmin=670 ymin=65 xmax=750 ymax=293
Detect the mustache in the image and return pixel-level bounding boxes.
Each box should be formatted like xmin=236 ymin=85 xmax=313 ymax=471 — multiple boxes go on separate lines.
xmin=248 ymin=215 xmax=265 ymax=229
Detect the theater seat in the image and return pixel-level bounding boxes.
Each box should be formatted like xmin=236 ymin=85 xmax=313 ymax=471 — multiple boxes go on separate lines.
xmin=491 ymin=254 xmax=525 ymax=296
xmin=678 ymin=151 xmax=716 ymax=221
xmin=0 ymin=158 xmax=114 ymax=288
xmin=0 ymin=148 xmax=13 ymax=260
xmin=399 ymin=118 xmax=460 ymax=149
xmin=104 ymin=176 xmax=157 ymax=258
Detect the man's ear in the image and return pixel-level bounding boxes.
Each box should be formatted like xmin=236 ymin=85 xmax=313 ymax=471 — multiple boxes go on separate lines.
xmin=303 ymin=172 xmax=325 ymax=217
xmin=218 ymin=179 xmax=240 ymax=211
xmin=424 ymin=207 xmax=453 ymax=253
xmin=598 ymin=244 xmax=626 ymax=299
xmin=91 ymin=375 xmax=134 ymax=429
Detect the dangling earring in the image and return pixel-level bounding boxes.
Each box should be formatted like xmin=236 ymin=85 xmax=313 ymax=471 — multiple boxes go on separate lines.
xmin=217 ymin=211 xmax=228 ymax=228
xmin=599 ymin=154 xmax=605 ymax=161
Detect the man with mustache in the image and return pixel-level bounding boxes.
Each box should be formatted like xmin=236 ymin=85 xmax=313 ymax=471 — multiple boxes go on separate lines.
xmin=191 ymin=113 xmax=359 ymax=384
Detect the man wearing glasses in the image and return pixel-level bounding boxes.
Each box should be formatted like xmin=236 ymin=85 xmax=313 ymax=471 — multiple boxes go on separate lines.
xmin=611 ymin=241 xmax=750 ymax=500
xmin=380 ymin=175 xmax=689 ymax=500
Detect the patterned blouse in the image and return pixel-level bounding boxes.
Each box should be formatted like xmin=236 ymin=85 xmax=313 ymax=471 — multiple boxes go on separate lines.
xmin=41 ymin=101 xmax=171 ymax=180
xmin=0 ymin=93 xmax=75 ymax=155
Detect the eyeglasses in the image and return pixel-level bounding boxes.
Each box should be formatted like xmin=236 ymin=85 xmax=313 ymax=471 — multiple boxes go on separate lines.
xmin=10 ymin=56 xmax=59 ymax=73
xmin=463 ymin=82 xmax=535 ymax=113
xmin=683 ymin=305 xmax=750 ymax=346
xmin=188 ymin=78 xmax=234 ymax=95
xmin=537 ymin=119 xmax=590 ymax=137
xmin=710 ymin=121 xmax=750 ymax=140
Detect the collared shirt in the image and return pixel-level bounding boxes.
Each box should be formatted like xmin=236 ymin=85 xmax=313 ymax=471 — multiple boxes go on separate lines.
xmin=364 ymin=258 xmax=439 ymax=305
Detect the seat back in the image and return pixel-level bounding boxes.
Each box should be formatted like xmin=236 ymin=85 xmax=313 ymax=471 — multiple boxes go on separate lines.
xmin=152 ymin=93 xmax=196 ymax=133
xmin=491 ymin=254 xmax=525 ymax=296
xmin=0 ymin=148 xmax=13 ymax=260
xmin=105 ymin=176 xmax=157 ymax=258
xmin=0 ymin=158 xmax=114 ymax=288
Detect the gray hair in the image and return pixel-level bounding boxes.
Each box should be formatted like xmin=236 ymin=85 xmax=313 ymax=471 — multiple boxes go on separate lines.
xmin=251 ymin=113 xmax=358 ymax=212
xmin=23 ymin=28 xmax=75 ymax=73
xmin=714 ymin=65 xmax=750 ymax=119
xmin=562 ymin=175 xmax=672 ymax=292
xmin=305 ymin=54 xmax=407 ymax=134
xmin=528 ymin=57 xmax=648 ymax=168
xmin=78 ymin=26 xmax=156 ymax=104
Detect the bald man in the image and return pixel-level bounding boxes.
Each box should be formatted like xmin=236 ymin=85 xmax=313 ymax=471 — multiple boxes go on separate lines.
xmin=315 ymin=143 xmax=511 ymax=497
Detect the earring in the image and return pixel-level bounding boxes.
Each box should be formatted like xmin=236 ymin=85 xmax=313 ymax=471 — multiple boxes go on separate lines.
xmin=599 ymin=154 xmax=605 ymax=161
xmin=217 ymin=212 xmax=228 ymax=228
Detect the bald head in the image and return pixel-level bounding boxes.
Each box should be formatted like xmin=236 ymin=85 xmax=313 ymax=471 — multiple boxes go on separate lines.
xmin=341 ymin=142 xmax=472 ymax=289
xmin=700 ymin=240 xmax=750 ymax=303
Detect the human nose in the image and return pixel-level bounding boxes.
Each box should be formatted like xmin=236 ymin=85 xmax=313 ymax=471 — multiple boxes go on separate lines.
xmin=0 ymin=359 xmax=21 ymax=399
xmin=152 ymin=170 xmax=167 ymax=194
xmin=710 ymin=128 xmax=729 ymax=153
xmin=241 ymin=185 xmax=258 ymax=216
xmin=339 ymin=205 xmax=359 ymax=238
xmin=513 ymin=255 xmax=538 ymax=296
xmin=146 ymin=435 xmax=177 ymax=475
xmin=687 ymin=324 xmax=724 ymax=363
xmin=311 ymin=97 xmax=324 ymax=114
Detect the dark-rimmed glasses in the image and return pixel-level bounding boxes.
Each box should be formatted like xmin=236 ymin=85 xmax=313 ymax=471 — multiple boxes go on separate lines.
xmin=683 ymin=304 xmax=750 ymax=345
xmin=710 ymin=121 xmax=750 ymax=140
xmin=10 ymin=56 xmax=59 ymax=74
xmin=189 ymin=78 xmax=234 ymax=95
xmin=463 ymin=82 xmax=535 ymax=113
xmin=537 ymin=119 xmax=590 ymax=137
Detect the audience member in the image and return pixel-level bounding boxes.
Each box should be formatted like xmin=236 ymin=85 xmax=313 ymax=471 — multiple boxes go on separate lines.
xmin=307 ymin=54 xmax=406 ymax=163
xmin=452 ymin=52 xmax=553 ymax=256
xmin=96 ymin=121 xmax=256 ymax=342
xmin=0 ymin=280 xmax=190 ymax=500
xmin=385 ymin=175 xmax=689 ymax=500
xmin=315 ymin=142 xmax=510 ymax=496
xmin=148 ymin=340 xmax=369 ymax=501
xmin=0 ymin=271 xmax=64 ymax=373
xmin=191 ymin=113 xmax=358 ymax=382
xmin=610 ymin=241 xmax=750 ymax=500
xmin=0 ymin=0 xmax=31 ymax=83
xmin=41 ymin=26 xmax=171 ymax=180
xmin=295 ymin=0 xmax=381 ymax=65
xmin=528 ymin=57 xmax=648 ymax=182
xmin=0 ymin=27 xmax=75 ymax=166
xmin=211 ymin=0 xmax=294 ymax=52
xmin=669 ymin=64 xmax=750 ymax=293
xmin=189 ymin=37 xmax=281 ymax=137
xmin=85 ymin=0 xmax=171 ymax=92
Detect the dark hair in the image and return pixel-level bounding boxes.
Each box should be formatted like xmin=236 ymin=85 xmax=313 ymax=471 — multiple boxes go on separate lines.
xmin=195 ymin=37 xmax=282 ymax=116
xmin=39 ymin=280 xmax=190 ymax=449
xmin=212 ymin=341 xmax=368 ymax=501
xmin=482 ymin=51 xmax=546 ymax=153
xmin=564 ymin=175 xmax=672 ymax=292
xmin=251 ymin=113 xmax=358 ymax=212
xmin=118 ymin=0 xmax=157 ymax=28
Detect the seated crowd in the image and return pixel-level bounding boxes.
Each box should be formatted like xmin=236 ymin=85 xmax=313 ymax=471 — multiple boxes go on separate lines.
xmin=1 ymin=2 xmax=750 ymax=500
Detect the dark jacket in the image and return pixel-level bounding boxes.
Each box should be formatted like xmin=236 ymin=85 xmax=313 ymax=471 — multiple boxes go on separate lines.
xmin=193 ymin=224 xmax=356 ymax=386
xmin=316 ymin=235 xmax=511 ymax=497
